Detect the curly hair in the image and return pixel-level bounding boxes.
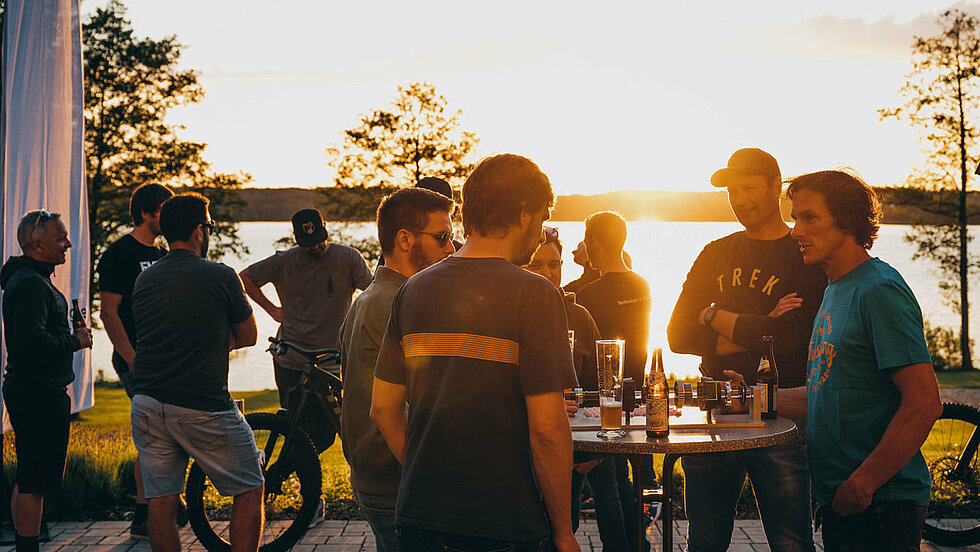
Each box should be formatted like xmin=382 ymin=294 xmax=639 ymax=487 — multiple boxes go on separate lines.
xmin=461 ymin=154 xmax=553 ymax=237
xmin=786 ymin=170 xmax=881 ymax=249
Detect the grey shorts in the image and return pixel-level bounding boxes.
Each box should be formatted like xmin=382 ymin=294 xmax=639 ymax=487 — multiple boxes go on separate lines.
xmin=130 ymin=394 xmax=264 ymax=499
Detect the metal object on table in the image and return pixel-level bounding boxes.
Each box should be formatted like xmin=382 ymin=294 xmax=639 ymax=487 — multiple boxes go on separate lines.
xmin=565 ymin=376 xmax=755 ymax=423
xmin=673 ymin=378 xmax=754 ymax=423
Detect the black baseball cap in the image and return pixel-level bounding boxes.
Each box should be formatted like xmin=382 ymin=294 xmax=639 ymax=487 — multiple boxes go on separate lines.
xmin=291 ymin=209 xmax=328 ymax=247
xmin=710 ymin=148 xmax=781 ymax=187
xmin=416 ymin=177 xmax=453 ymax=199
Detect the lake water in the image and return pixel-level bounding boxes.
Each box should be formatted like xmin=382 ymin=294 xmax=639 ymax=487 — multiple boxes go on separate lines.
xmin=91 ymin=221 xmax=979 ymax=390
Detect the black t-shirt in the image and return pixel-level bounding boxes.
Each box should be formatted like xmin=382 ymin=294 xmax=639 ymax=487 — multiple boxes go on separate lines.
xmin=96 ymin=234 xmax=167 ymax=374
xmin=375 ymin=256 xmax=577 ymax=541
xmin=666 ymin=231 xmax=827 ymax=388
xmin=131 ymin=250 xmax=253 ymax=411
xmin=576 ymin=271 xmax=652 ymax=385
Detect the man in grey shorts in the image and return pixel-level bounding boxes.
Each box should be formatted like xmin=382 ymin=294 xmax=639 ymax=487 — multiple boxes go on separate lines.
xmin=130 ymin=193 xmax=263 ymax=552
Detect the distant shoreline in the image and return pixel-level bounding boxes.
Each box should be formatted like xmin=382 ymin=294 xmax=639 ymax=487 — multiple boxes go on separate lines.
xmin=239 ymin=187 xmax=980 ymax=225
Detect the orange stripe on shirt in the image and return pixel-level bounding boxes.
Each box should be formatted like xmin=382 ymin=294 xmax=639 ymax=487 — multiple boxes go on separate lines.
xmin=401 ymin=333 xmax=519 ymax=364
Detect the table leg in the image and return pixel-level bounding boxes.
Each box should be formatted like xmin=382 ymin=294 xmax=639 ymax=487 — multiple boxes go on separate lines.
xmin=628 ymin=455 xmax=644 ymax=552
xmin=661 ymin=454 xmax=679 ymax=552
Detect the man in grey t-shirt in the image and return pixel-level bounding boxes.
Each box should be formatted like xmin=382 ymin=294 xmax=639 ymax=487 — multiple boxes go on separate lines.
xmin=240 ymin=208 xmax=372 ymax=408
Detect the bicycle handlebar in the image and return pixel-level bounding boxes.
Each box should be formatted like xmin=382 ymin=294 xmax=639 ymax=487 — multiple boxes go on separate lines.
xmin=268 ymin=337 xmax=340 ymax=364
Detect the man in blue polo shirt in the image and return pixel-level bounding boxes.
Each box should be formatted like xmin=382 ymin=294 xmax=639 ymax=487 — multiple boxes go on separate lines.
xmin=786 ymin=169 xmax=942 ymax=550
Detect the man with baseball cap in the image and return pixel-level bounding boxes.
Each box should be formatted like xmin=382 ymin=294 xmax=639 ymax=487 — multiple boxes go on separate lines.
xmin=667 ymin=148 xmax=826 ymax=552
xmin=240 ymin=209 xmax=372 ymax=440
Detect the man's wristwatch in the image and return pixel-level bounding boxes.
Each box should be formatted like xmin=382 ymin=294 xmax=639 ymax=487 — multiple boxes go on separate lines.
xmin=700 ymin=305 xmax=717 ymax=326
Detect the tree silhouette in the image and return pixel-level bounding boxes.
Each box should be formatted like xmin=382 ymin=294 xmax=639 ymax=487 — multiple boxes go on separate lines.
xmin=880 ymin=9 xmax=980 ymax=370
xmin=84 ymin=1 xmax=248 ymax=302
xmin=322 ymin=82 xmax=478 ymax=220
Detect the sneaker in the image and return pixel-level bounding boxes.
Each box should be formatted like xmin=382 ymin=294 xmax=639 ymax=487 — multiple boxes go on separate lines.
xmin=579 ymin=497 xmax=595 ymax=512
xmin=129 ymin=521 xmax=149 ymax=540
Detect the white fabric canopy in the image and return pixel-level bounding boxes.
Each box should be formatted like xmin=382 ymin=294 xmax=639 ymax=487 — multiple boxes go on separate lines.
xmin=0 ymin=0 xmax=92 ymax=430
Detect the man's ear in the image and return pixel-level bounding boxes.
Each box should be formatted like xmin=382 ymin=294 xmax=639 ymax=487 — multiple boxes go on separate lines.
xmin=395 ymin=229 xmax=414 ymax=252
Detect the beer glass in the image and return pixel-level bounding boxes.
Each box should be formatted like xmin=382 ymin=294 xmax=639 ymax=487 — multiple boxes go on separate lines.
xmin=596 ymin=339 xmax=626 ymax=438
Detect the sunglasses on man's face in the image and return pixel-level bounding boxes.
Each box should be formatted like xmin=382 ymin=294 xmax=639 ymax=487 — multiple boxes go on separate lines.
xmin=201 ymin=220 xmax=216 ymax=233
xmin=411 ymin=230 xmax=453 ymax=247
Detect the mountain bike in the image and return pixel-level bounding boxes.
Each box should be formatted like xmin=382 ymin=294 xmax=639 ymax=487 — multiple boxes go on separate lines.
xmin=185 ymin=338 xmax=343 ymax=552
xmin=922 ymin=401 xmax=980 ymax=546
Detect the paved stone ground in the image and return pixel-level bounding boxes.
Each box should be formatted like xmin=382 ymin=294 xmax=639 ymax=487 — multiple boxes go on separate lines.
xmin=3 ymin=520 xmax=978 ymax=552
xmin=941 ymin=387 xmax=980 ymax=406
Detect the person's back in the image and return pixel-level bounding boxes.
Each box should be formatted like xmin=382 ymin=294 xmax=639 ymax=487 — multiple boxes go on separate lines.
xmin=577 ymin=270 xmax=651 ymax=385
xmin=132 ymin=250 xmax=247 ymax=411
xmin=128 ymin=193 xmax=262 ymax=552
xmin=380 ymin=256 xmax=569 ymax=538
xmin=371 ymin=153 xmax=581 ymax=552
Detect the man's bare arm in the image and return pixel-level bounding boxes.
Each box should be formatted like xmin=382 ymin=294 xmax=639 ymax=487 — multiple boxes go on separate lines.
xmin=239 ymin=268 xmax=284 ymax=323
xmin=831 ymin=363 xmax=942 ymax=515
xmin=526 ymin=391 xmax=580 ymax=552
xmin=99 ymin=291 xmax=135 ymax=368
xmin=370 ymin=378 xmax=408 ymax=463
xmin=230 ymin=314 xmax=257 ymax=351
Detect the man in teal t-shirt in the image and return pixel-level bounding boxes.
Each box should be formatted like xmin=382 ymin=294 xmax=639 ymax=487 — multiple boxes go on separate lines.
xmin=786 ymin=170 xmax=942 ymax=551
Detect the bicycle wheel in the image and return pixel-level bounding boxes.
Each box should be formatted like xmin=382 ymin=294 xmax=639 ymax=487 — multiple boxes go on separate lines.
xmin=922 ymin=402 xmax=980 ymax=546
xmin=186 ymin=412 xmax=323 ymax=552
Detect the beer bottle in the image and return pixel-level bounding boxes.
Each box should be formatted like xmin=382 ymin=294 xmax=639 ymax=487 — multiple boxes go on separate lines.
xmin=757 ymin=335 xmax=779 ymax=419
xmin=646 ymin=348 xmax=669 ymax=438
xmin=71 ymin=299 xmax=86 ymax=331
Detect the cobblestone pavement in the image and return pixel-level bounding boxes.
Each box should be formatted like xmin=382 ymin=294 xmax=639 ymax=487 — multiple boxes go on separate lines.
xmin=941 ymin=387 xmax=980 ymax=406
xmin=3 ymin=520 xmax=979 ymax=552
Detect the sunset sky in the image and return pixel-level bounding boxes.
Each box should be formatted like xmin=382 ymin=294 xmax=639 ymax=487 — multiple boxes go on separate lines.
xmin=84 ymin=0 xmax=979 ymax=196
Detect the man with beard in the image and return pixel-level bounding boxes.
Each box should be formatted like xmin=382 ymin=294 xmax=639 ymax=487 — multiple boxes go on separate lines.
xmin=130 ymin=193 xmax=262 ymax=552
xmin=667 ymin=148 xmax=824 ymax=552
xmin=2 ymin=210 xmax=92 ymax=552
xmin=240 ymin=208 xmax=371 ymax=407
xmin=339 ymin=187 xmax=456 ymax=551
xmin=371 ymin=154 xmax=580 ymax=552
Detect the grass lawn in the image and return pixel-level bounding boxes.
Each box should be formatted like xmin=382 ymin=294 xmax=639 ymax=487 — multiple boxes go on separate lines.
xmin=936 ymin=369 xmax=980 ymax=388
xmin=2 ymin=382 xmax=354 ymax=520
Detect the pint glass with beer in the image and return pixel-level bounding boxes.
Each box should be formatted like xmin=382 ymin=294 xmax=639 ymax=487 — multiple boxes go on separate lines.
xmin=596 ymin=339 xmax=626 ymax=438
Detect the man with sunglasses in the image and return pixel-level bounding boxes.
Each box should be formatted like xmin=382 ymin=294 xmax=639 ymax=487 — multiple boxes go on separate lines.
xmin=240 ymin=208 xmax=371 ymax=419
xmin=2 ymin=209 xmax=92 ymax=552
xmin=372 ymin=154 xmax=580 ymax=552
xmin=130 ymin=193 xmax=262 ymax=552
xmin=339 ymin=187 xmax=456 ymax=551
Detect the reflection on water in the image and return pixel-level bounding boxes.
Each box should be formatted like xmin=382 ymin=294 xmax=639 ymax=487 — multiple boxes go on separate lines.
xmin=91 ymin=221 xmax=978 ymax=391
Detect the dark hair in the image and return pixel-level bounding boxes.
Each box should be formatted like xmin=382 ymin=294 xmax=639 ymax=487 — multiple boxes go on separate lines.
xmin=786 ymin=170 xmax=881 ymax=249
xmin=461 ymin=154 xmax=554 ymax=237
xmin=17 ymin=210 xmax=62 ymax=252
xmin=130 ymin=183 xmax=175 ymax=225
xmin=377 ymin=188 xmax=455 ymax=255
xmin=160 ymin=193 xmax=209 ymax=243
xmin=584 ymin=211 xmax=627 ymax=255
xmin=541 ymin=228 xmax=562 ymax=255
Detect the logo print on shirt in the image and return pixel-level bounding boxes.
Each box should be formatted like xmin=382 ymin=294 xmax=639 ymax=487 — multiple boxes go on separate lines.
xmin=714 ymin=267 xmax=780 ymax=296
xmin=139 ymin=260 xmax=156 ymax=272
xmin=807 ymin=309 xmax=835 ymax=392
